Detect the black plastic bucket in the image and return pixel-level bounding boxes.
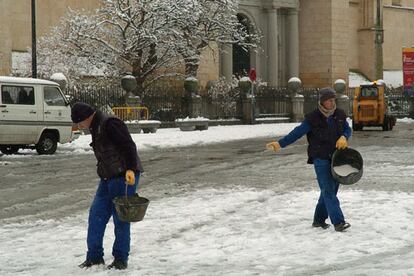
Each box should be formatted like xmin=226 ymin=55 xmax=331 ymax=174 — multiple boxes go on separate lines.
xmin=331 ymin=148 xmax=363 ymax=185
xmin=113 ymin=194 xmax=149 ymax=222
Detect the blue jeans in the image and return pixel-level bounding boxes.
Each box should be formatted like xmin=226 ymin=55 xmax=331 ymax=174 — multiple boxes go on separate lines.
xmin=86 ymin=172 xmax=139 ymax=262
xmin=313 ymin=159 xmax=344 ymax=225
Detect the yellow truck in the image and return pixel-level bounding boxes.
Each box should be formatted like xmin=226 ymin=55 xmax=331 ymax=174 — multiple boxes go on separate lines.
xmin=352 ymin=81 xmax=396 ymax=131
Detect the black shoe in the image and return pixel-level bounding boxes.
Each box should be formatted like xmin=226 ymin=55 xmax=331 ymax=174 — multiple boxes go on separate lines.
xmin=334 ymin=222 xmax=351 ymax=232
xmin=107 ymin=259 xmax=128 ymax=270
xmin=312 ymin=221 xmax=330 ymax=229
xmin=78 ymin=259 xmax=105 ymax=268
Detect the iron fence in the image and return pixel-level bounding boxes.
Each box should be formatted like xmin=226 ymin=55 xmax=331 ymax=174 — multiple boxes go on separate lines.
xmin=66 ymin=86 xmax=125 ymax=108
xmin=142 ymin=94 xmax=186 ymax=121
xmin=64 ymin=84 xmax=413 ymax=122
xmin=385 ymin=87 xmax=411 ymax=118
xmin=254 ymin=86 xmax=291 ymax=117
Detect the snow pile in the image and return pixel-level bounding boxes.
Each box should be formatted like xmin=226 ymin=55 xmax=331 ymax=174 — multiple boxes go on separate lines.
xmin=175 ymin=116 xmax=209 ymax=122
xmin=60 ymin=123 xmax=298 ymax=154
xmin=50 ymin=73 xmax=68 ymax=81
xmin=397 ymin=117 xmax=414 ymax=123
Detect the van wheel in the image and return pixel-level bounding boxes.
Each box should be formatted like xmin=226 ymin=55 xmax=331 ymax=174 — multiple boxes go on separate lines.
xmin=0 ymin=146 xmax=19 ymax=155
xmin=36 ymin=133 xmax=58 ymax=155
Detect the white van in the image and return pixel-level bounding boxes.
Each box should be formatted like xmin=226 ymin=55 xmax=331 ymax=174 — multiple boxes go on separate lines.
xmin=0 ymin=76 xmax=75 ymax=155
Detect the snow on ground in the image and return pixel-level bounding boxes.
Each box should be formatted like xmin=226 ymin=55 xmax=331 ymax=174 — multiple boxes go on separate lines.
xmin=59 ymin=123 xmax=300 ymax=154
xmin=1 ymin=188 xmax=414 ymax=276
xmin=396 ymin=117 xmax=414 ymax=123
xmin=2 ymin=120 xmax=414 ymax=275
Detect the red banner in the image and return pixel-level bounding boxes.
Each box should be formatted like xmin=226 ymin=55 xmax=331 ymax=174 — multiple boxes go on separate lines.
xmin=403 ymin=47 xmax=414 ymax=96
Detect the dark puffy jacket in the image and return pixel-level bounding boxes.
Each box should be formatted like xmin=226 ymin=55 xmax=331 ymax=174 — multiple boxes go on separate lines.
xmin=305 ymin=109 xmax=346 ymax=164
xmin=90 ymin=111 xmax=142 ymax=179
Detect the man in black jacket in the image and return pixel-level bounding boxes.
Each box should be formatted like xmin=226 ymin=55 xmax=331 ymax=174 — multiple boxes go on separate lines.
xmin=71 ymin=102 xmax=143 ymax=270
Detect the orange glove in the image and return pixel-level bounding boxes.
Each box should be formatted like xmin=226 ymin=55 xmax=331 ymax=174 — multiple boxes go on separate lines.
xmin=125 ymin=170 xmax=135 ymax=185
xmin=266 ymin=141 xmax=281 ymax=152
xmin=336 ymin=135 xmax=348 ymax=150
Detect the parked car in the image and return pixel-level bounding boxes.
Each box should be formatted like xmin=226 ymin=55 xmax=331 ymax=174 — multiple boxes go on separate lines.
xmin=0 ymin=76 xmax=77 ymax=154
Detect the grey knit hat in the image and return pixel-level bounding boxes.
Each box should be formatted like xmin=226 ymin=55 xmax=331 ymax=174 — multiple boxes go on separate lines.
xmin=319 ymin=87 xmax=336 ymax=103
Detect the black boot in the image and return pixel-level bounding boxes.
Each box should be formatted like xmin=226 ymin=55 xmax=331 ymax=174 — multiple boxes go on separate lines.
xmin=312 ymin=221 xmax=330 ymax=229
xmin=78 ymin=259 xmax=105 ymax=268
xmin=107 ymin=259 xmax=128 ymax=270
xmin=334 ymin=222 xmax=351 ymax=232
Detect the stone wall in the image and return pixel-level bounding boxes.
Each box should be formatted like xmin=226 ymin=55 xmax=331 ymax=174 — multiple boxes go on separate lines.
xmin=0 ymin=0 xmax=100 ymax=76
xmin=383 ymin=5 xmax=414 ymax=70
xmin=299 ymin=0 xmax=349 ymax=88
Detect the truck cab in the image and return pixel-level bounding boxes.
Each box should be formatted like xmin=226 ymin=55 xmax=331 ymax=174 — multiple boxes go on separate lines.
xmin=0 ymin=76 xmax=75 ymax=154
xmin=352 ymin=81 xmax=396 ymax=131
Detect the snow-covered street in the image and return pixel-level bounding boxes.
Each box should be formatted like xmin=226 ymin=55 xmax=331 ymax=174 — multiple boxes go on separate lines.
xmin=1 ymin=120 xmax=414 ymax=275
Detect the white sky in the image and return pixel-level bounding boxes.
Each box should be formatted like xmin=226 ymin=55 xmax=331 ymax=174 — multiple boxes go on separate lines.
xmin=1 ymin=120 xmax=414 ymax=275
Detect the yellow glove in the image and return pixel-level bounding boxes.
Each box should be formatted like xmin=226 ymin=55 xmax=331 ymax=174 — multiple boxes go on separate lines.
xmin=336 ymin=135 xmax=348 ymax=150
xmin=266 ymin=141 xmax=281 ymax=152
xmin=125 ymin=170 xmax=135 ymax=185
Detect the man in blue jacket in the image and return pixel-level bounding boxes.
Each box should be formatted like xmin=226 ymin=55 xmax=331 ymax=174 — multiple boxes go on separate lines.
xmin=71 ymin=102 xmax=143 ymax=269
xmin=266 ymin=88 xmax=352 ymax=232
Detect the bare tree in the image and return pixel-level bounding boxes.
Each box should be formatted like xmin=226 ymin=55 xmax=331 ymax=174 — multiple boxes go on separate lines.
xmin=37 ymin=0 xmax=181 ymax=94
xmin=35 ymin=0 xmax=260 ymax=92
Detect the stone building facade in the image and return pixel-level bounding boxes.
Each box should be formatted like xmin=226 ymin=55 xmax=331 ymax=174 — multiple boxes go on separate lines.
xmin=1 ymin=0 xmax=414 ymax=88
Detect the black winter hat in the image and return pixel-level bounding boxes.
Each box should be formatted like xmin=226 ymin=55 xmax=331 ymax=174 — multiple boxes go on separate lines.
xmin=319 ymin=87 xmax=336 ymax=103
xmin=71 ymin=102 xmax=95 ymax=123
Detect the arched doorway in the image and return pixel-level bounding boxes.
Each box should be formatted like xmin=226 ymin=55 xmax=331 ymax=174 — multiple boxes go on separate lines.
xmin=233 ymin=14 xmax=251 ymax=78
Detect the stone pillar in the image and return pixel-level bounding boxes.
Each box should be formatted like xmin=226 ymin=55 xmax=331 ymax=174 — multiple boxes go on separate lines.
xmin=287 ymin=9 xmax=299 ymax=78
xmin=242 ymin=98 xmax=255 ymax=124
xmin=333 ymin=79 xmax=350 ymax=116
xmin=220 ymin=43 xmax=233 ymax=80
xmin=267 ymin=9 xmax=279 ymax=87
xmin=188 ymin=95 xmax=202 ymax=118
xmin=183 ymin=77 xmax=203 ymax=118
xmin=239 ymin=78 xmax=255 ymax=124
xmin=288 ymin=77 xmax=304 ymax=122
xmin=291 ymin=95 xmax=305 ymax=122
